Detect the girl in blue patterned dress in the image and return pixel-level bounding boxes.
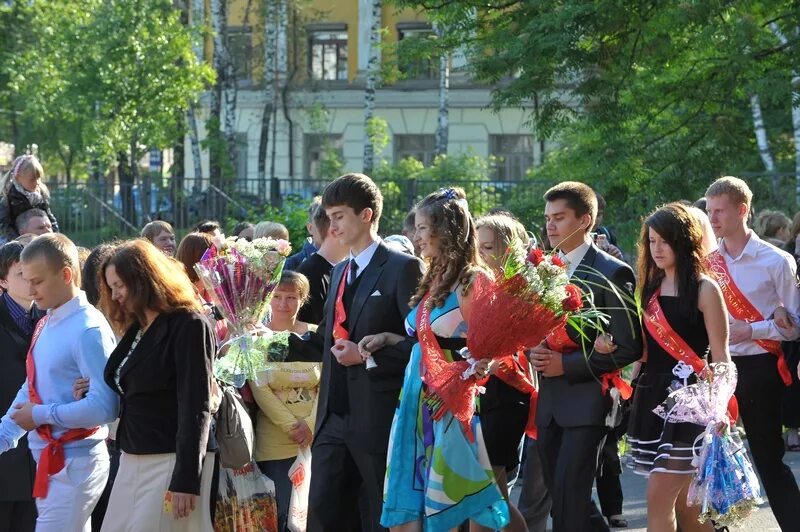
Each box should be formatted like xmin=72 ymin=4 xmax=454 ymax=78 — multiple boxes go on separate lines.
xmin=358 ymin=188 xmax=509 ymax=532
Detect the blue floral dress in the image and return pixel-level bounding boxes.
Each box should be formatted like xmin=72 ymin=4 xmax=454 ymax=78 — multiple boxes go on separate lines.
xmin=381 ymin=291 xmax=510 ymax=531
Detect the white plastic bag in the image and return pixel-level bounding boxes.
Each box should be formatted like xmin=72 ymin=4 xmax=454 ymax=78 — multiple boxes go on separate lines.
xmin=287 ymin=447 xmax=312 ymax=532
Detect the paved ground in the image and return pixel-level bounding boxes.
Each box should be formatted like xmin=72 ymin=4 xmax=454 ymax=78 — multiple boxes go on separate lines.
xmin=511 ymin=446 xmax=800 ymax=531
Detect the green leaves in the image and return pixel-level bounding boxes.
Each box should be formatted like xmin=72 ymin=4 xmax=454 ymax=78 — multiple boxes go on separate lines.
xmin=0 ymin=0 xmax=213 ymax=177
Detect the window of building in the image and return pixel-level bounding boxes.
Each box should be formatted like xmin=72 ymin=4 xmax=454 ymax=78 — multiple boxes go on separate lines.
xmin=490 ymin=135 xmax=534 ymax=181
xmin=227 ymin=28 xmax=253 ymax=82
xmin=305 ymin=134 xmax=344 ymax=178
xmin=394 ymin=134 xmax=437 ymax=166
xmin=398 ymin=24 xmax=436 ymax=80
xmin=309 ymin=30 xmax=348 ymax=81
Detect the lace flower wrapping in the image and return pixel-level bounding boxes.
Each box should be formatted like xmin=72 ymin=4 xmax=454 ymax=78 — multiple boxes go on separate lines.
xmin=653 ymin=362 xmax=763 ymax=526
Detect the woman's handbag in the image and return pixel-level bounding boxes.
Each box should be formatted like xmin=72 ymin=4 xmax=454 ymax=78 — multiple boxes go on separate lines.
xmin=216 ymin=382 xmax=255 ymax=469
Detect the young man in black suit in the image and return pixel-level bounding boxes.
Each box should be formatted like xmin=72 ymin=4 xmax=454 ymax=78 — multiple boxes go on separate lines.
xmin=0 ymin=242 xmax=38 ymax=532
xmin=530 ymin=182 xmax=642 ymax=532
xmin=296 ymin=173 xmax=424 ymax=532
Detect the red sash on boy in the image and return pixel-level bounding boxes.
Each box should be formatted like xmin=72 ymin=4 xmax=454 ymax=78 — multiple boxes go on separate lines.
xmin=707 ymin=249 xmax=792 ymax=386
xmin=332 ymin=262 xmax=352 ymax=342
xmin=545 ymin=325 xmax=632 ymax=400
xmin=26 ymin=316 xmax=98 ymax=498
xmin=643 ymin=289 xmax=739 ymax=422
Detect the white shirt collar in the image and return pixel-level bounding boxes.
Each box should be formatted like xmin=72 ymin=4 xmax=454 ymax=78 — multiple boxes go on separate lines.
xmin=349 ymin=238 xmax=381 ymax=278
xmin=47 ymin=291 xmax=88 ymax=326
xmin=719 ymin=231 xmax=760 ymax=262
xmin=562 ymin=241 xmax=591 ymax=277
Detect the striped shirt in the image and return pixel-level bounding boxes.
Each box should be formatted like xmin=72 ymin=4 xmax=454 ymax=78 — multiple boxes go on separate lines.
xmin=2 ymin=292 xmax=33 ymax=335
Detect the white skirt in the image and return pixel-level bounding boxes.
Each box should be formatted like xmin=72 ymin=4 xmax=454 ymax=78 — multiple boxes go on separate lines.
xmin=101 ymin=452 xmax=215 ymax=532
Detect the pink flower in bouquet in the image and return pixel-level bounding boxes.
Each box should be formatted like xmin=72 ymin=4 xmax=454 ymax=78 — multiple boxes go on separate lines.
xmin=275 ymin=239 xmax=291 ymax=256
xmin=551 ymin=255 xmax=565 ymax=268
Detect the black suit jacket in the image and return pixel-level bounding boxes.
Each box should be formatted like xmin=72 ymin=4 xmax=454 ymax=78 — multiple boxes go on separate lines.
xmin=537 ymin=244 xmax=643 ymax=428
xmin=103 ymin=309 xmax=215 ymax=495
xmin=295 ymin=242 xmax=423 ymax=453
xmin=0 ymin=297 xmax=37 ymax=501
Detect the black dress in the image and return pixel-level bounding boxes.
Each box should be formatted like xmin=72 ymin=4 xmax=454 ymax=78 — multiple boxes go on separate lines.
xmin=478 ymin=359 xmax=529 ymax=469
xmin=628 ymin=295 xmax=709 ymax=475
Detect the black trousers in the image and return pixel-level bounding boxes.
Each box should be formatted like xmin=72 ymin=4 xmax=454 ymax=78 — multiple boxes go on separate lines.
xmin=537 ymin=420 xmax=607 ymax=532
xmin=307 ymin=413 xmax=387 ymax=532
xmin=0 ymin=500 xmax=36 ymax=532
xmin=596 ymin=430 xmax=624 ymax=517
xmin=734 ymin=354 xmax=800 ymax=532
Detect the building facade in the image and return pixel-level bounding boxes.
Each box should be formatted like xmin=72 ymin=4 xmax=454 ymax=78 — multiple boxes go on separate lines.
xmin=189 ymin=0 xmax=546 ymax=188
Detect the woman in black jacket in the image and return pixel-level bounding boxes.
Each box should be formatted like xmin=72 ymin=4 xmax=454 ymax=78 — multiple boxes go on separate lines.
xmin=99 ymin=239 xmax=216 ymax=532
xmin=0 ymin=242 xmax=38 ymax=532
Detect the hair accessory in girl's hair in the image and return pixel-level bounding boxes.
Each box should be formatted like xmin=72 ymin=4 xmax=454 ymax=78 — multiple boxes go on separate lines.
xmin=11 ymin=155 xmax=31 ymax=180
xmin=443 ymin=188 xmax=457 ymax=201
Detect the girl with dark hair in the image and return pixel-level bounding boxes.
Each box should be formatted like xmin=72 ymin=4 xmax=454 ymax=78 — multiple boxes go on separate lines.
xmin=360 ymin=188 xmax=510 ymax=531
xmin=99 ymin=240 xmax=216 ymax=531
xmin=626 ymin=203 xmax=731 ymax=532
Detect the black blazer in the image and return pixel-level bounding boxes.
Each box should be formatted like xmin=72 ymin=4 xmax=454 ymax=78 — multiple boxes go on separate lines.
xmin=537 ymin=244 xmax=643 ymax=428
xmin=294 ymin=242 xmax=423 ymax=453
xmin=0 ymin=297 xmax=37 ymax=501
xmin=103 ymin=309 xmax=215 ymax=495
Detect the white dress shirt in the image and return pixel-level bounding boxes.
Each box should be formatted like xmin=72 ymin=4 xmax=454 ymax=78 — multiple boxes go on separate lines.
xmin=562 ymin=240 xmax=592 ymax=278
xmin=349 ymin=237 xmax=381 ymax=280
xmin=717 ymin=232 xmax=800 ymax=356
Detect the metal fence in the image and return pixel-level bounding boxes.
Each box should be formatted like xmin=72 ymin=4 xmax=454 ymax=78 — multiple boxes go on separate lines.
xmin=45 ymin=173 xmax=800 ymax=249
xmin=45 ymin=177 xmax=551 ymax=247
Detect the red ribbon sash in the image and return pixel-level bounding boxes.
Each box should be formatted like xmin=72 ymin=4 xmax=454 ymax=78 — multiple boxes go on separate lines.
xmin=644 ymin=289 xmax=739 ymax=422
xmin=545 ymin=324 xmax=632 ymax=400
xmin=332 ymin=262 xmax=351 ymax=342
xmin=27 ymin=316 xmax=98 ymax=498
xmin=417 ymin=293 xmax=481 ymax=441
xmin=707 ymin=250 xmax=792 ymax=386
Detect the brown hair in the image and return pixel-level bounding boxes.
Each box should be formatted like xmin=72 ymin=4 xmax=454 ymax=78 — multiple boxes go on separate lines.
xmin=543 ymin=181 xmax=598 ymax=231
xmin=322 ymin=173 xmax=383 ymax=226
xmin=637 ymin=203 xmax=707 ymax=320
xmin=410 ymin=187 xmax=482 ymax=309
xmin=100 ymin=239 xmax=201 ymax=332
xmin=20 ymin=233 xmax=81 ymax=286
xmin=82 ymin=243 xmax=118 ymax=307
xmin=141 ymin=220 xmax=174 ymax=242
xmin=755 ymin=210 xmax=791 ymax=240
xmin=176 ymin=232 xmax=213 ymax=284
xmin=278 ymin=270 xmax=311 ymax=305
xmin=254 ymin=221 xmax=290 ymax=240
xmin=475 ymin=213 xmax=529 ymax=270
xmin=0 ymin=241 xmax=24 ymax=281
xmin=705 ymin=176 xmax=753 ymax=210
xmin=311 ymin=203 xmax=331 ymax=241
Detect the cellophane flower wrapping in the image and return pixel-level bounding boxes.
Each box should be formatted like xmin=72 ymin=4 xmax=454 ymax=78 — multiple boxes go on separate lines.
xmin=424 ymin=244 xmax=586 ymax=433
xmin=653 ymin=362 xmax=763 ymax=526
xmin=195 ymin=235 xmax=291 ymax=386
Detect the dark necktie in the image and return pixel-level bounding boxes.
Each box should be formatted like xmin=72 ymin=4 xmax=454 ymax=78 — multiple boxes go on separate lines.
xmin=348 ymin=258 xmax=358 ymax=285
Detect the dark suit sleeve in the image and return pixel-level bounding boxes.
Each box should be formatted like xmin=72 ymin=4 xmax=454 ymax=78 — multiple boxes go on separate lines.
xmin=169 ymin=315 xmax=215 ymax=494
xmin=369 ymin=256 xmax=423 ymax=377
xmin=0 ymin=195 xmax=15 ymax=242
xmin=562 ymin=264 xmax=642 ymax=384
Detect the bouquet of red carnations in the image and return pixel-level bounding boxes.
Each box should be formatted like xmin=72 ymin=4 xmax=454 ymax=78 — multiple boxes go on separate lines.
xmin=422 ymin=244 xmax=586 ymax=440
xmin=194 ymin=234 xmax=292 ymax=386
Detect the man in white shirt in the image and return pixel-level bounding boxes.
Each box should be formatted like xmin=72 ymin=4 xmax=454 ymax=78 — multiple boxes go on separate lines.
xmin=706 ymin=176 xmax=800 ymax=531
xmin=0 ymin=233 xmax=118 ymax=532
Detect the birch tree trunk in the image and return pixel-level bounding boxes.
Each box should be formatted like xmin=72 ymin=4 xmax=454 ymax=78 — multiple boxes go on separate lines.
xmin=749 ymin=93 xmax=778 ymax=195
xmin=211 ymin=0 xmax=237 ymax=181
xmin=258 ymin=0 xmax=277 ymax=198
xmin=770 ymin=22 xmax=800 ymax=204
xmin=363 ymin=0 xmax=381 ymax=174
xmin=435 ymin=23 xmax=449 ymax=157
xmin=187 ymin=0 xmax=204 ymax=183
